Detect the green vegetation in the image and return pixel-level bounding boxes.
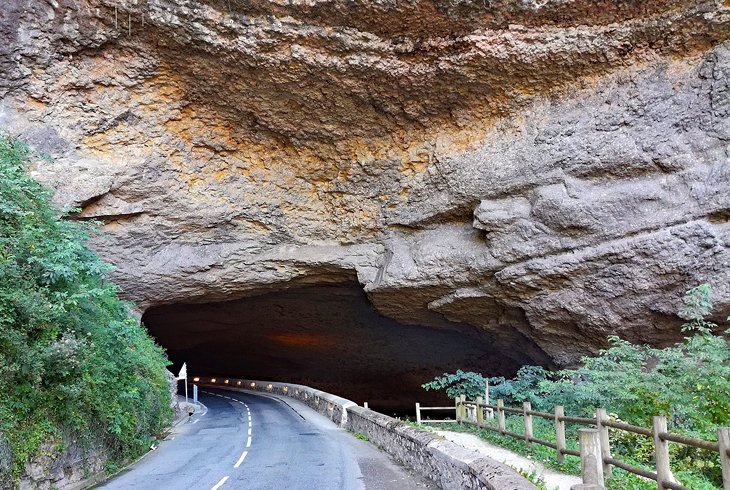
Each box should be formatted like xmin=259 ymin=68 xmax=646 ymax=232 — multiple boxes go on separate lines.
xmin=511 ymin=466 xmax=553 ymax=490
xmin=0 ymin=137 xmax=171 ymax=482
xmin=423 ymin=284 xmax=729 ymax=488
xmin=352 ymin=432 xmax=369 ymax=441
xmin=421 ymin=369 xmax=488 ymax=400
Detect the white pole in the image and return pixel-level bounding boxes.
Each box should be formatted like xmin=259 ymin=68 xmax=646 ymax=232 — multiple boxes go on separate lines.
xmin=184 ymin=378 xmax=188 ymax=405
xmin=485 ymin=379 xmax=490 ymax=405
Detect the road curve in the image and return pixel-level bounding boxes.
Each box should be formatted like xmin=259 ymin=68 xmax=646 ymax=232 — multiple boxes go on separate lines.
xmin=99 ymin=388 xmax=432 ymax=490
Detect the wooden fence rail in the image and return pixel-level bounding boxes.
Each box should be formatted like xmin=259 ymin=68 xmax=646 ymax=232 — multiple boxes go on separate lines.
xmin=419 ymin=397 xmax=730 ymax=490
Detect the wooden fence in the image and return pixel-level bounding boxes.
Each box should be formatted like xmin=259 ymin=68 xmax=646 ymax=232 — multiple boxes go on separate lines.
xmin=415 ymin=399 xmax=493 ymax=424
xmin=415 ymin=402 xmax=458 ymax=424
xmin=426 ymin=395 xmax=730 ymax=490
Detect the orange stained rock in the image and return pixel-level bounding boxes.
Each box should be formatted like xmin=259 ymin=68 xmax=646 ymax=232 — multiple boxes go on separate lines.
xmin=269 ymin=332 xmax=338 ymax=348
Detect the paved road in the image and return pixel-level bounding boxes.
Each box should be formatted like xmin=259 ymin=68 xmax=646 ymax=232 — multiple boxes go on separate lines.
xmin=99 ymin=388 xmax=432 ymax=490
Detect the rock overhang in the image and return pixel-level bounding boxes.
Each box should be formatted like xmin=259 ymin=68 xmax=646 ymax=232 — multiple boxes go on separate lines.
xmin=1 ymin=0 xmax=729 ymax=390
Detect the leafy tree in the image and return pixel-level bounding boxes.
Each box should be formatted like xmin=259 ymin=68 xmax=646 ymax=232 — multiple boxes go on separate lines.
xmin=0 ymin=137 xmax=171 ymax=481
xmin=421 ymin=370 xmax=488 ymax=399
xmin=679 ymin=284 xmax=715 ymax=333
xmin=487 ymin=365 xmax=553 ymax=410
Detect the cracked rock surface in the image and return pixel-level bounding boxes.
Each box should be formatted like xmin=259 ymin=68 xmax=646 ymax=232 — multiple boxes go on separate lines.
xmin=1 ymin=0 xmax=729 ymax=389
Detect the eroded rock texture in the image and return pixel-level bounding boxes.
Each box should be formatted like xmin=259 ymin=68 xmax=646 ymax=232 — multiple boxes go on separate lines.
xmin=1 ymin=0 xmax=729 ymax=398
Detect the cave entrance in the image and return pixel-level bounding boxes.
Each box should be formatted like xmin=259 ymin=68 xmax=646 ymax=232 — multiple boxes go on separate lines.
xmin=142 ymin=280 xmax=520 ymax=412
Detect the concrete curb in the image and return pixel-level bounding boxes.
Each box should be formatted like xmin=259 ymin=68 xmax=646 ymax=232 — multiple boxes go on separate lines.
xmin=198 ymin=377 xmax=537 ymax=490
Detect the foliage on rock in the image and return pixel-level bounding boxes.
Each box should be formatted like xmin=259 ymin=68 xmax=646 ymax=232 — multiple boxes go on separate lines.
xmin=0 ymin=137 xmax=171 ymax=482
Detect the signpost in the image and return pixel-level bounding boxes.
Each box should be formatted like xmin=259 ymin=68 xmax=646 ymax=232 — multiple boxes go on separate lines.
xmin=177 ymin=363 xmax=188 ymax=404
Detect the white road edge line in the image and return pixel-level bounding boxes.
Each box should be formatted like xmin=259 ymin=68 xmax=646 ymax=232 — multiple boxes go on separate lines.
xmin=248 ymin=428 xmax=252 ymax=436
xmin=234 ymin=450 xmax=248 ymax=468
xmin=246 ymin=436 xmax=252 ymax=448
xmin=211 ymin=476 xmax=229 ymax=490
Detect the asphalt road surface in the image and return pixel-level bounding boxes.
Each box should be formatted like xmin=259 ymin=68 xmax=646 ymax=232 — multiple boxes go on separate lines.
xmin=99 ymin=388 xmax=433 ymax=490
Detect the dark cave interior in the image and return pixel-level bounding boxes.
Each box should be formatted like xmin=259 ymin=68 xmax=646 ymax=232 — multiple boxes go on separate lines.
xmin=142 ymin=281 xmax=529 ymax=412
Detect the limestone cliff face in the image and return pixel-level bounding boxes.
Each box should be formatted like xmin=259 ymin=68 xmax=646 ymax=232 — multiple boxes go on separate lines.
xmin=1 ymin=0 xmax=729 ymax=370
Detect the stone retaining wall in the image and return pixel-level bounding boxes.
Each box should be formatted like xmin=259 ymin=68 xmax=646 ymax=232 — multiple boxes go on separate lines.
xmin=198 ymin=377 xmax=536 ymax=490
xmin=18 ymin=436 xmax=106 ymax=490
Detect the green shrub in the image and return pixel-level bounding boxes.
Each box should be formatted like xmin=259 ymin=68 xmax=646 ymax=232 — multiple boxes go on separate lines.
xmin=421 ymin=369 xmax=488 ymax=400
xmin=0 ymin=137 xmax=171 ymax=481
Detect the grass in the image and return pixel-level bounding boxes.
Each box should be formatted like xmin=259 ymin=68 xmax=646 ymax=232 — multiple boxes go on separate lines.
xmin=352 ymin=432 xmax=369 ymax=441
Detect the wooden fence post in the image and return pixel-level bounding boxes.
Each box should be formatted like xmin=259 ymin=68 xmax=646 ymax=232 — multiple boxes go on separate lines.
xmin=476 ymin=396 xmax=484 ymax=428
xmin=578 ymin=428 xmax=604 ymax=487
xmin=523 ymin=402 xmax=533 ymax=445
xmin=497 ymin=399 xmax=505 ymax=434
xmin=455 ymin=397 xmax=460 ymax=423
xmin=653 ymin=415 xmax=671 ymax=490
xmin=596 ymin=408 xmax=612 ymax=479
xmin=555 ymin=405 xmax=566 ymax=463
xmin=718 ymin=427 xmax=730 ymax=490
xmin=415 ymin=403 xmax=421 ymax=424
xmin=459 ymin=395 xmax=466 ymax=422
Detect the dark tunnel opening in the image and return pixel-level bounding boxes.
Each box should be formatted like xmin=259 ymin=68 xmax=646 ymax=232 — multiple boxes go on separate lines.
xmin=142 ymin=281 xmax=527 ymax=413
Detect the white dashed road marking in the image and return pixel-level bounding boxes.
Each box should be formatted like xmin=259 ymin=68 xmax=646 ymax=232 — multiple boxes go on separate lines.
xmin=211 ymin=476 xmax=229 ymax=490
xmin=234 ymin=450 xmax=248 ymax=468
xmin=201 ymin=389 xmax=252 ymax=465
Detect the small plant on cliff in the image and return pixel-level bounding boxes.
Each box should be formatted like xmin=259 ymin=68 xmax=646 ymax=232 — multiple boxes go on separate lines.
xmin=0 ymin=136 xmax=172 ymax=481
